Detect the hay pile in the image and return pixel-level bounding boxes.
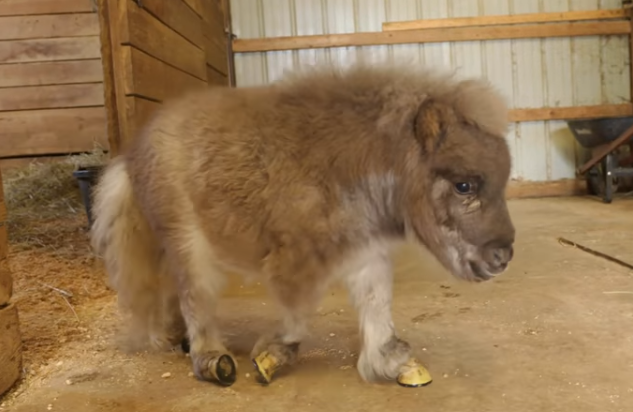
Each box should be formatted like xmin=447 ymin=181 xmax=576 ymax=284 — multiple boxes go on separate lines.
xmin=2 ymin=149 xmax=108 ymax=257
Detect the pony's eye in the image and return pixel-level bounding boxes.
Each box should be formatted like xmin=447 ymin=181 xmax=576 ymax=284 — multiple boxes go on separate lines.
xmin=454 ymin=182 xmax=473 ymax=195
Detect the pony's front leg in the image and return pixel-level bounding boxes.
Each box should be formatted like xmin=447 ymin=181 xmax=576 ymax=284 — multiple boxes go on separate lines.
xmin=344 ymin=250 xmax=432 ymax=388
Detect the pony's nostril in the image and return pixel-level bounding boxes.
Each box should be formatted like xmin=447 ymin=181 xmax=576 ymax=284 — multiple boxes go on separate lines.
xmin=493 ymin=245 xmax=513 ymax=265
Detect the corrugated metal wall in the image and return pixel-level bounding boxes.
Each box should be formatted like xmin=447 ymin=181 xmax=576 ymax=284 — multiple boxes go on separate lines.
xmin=229 ymin=0 xmax=630 ymax=182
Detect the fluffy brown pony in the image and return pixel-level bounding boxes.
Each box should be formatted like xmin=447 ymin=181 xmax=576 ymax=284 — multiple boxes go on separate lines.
xmin=91 ymin=62 xmax=515 ymax=388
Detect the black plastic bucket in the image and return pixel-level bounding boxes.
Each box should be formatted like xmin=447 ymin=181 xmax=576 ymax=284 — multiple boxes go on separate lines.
xmin=72 ymin=165 xmax=103 ymax=227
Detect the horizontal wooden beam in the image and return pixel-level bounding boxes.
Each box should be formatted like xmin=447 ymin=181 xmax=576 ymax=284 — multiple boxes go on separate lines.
xmin=0 ymin=0 xmax=93 ymax=17
xmin=0 ymin=13 xmax=99 ymax=41
xmin=0 ymin=36 xmax=101 ymax=64
xmin=232 ymin=20 xmax=630 ymax=53
xmin=0 ymin=59 xmax=103 ymax=88
xmin=122 ymin=1 xmax=207 ymax=81
xmin=506 ymin=179 xmax=587 ymax=199
xmin=0 ymin=83 xmax=104 ymax=111
xmin=508 ymin=104 xmax=632 ymax=122
xmin=0 ymin=107 xmax=108 ymax=158
xmin=0 ymin=155 xmax=80 ymax=169
xmin=383 ymin=9 xmax=629 ymax=32
xmin=121 ymin=46 xmax=206 ymax=102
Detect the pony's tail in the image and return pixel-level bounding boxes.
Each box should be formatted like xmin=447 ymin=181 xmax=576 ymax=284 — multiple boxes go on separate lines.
xmin=90 ymin=156 xmax=177 ymax=350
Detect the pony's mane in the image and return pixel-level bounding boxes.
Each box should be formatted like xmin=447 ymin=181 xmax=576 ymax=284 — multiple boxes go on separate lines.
xmin=275 ymin=61 xmax=510 ymax=138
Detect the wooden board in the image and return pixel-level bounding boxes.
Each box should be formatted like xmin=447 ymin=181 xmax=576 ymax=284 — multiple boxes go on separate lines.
xmin=508 ymin=103 xmax=633 ymax=122
xmin=104 ymin=0 xmax=128 ymax=155
xmin=120 ymin=96 xmax=162 ymax=148
xmin=505 ymin=178 xmax=587 ymax=199
xmin=0 ymin=13 xmax=99 ymax=41
xmin=2 ymin=155 xmax=83 ymax=168
xmin=233 ymin=21 xmax=630 ymax=53
xmin=204 ymin=31 xmax=228 ymax=75
xmin=182 ymin=0 xmax=204 ymax=18
xmin=202 ymin=0 xmax=227 ymax=45
xmin=201 ymin=0 xmax=228 ymax=75
xmin=207 ymin=65 xmax=228 ymax=87
xmin=0 ymin=36 xmax=101 ymax=64
xmin=97 ymin=0 xmax=120 ymax=156
xmin=382 ymin=9 xmax=629 ymax=31
xmin=0 ymin=107 xmax=108 ymax=158
xmin=0 ymin=258 xmax=10 ymax=307
xmin=122 ymin=1 xmax=206 ymax=80
xmin=0 ymin=179 xmax=9 ymax=306
xmin=219 ymin=0 xmax=235 ymax=86
xmin=0 ymin=59 xmax=103 ymax=87
xmin=122 ymin=46 xmax=206 ymax=102
xmin=0 ymin=304 xmax=21 ymax=397
xmin=0 ymin=200 xmax=6 ymax=258
xmin=0 ymin=155 xmax=73 ymax=169
xmin=0 ymin=83 xmax=104 ymax=111
xmin=135 ymin=0 xmax=204 ymax=49
xmin=0 ymin=0 xmax=93 ymax=16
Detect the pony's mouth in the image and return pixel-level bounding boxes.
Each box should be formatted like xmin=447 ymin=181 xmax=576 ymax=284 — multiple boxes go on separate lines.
xmin=468 ymin=261 xmax=492 ymax=282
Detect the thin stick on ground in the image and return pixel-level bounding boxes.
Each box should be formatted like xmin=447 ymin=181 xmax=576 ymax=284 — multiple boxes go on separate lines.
xmin=557 ymin=237 xmax=633 ymax=270
xmin=39 ymin=282 xmax=74 ymax=298
xmin=58 ymin=293 xmax=80 ymax=323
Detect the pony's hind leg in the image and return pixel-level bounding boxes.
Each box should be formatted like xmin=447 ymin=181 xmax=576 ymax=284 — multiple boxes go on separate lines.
xmin=153 ymin=269 xmax=188 ymax=351
xmin=250 ymin=250 xmax=328 ymax=385
xmin=163 ymin=224 xmax=237 ymax=387
xmin=250 ymin=300 xmax=314 ymax=384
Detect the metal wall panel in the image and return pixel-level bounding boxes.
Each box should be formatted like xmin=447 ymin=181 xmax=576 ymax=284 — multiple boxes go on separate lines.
xmin=230 ymin=0 xmax=630 ymax=182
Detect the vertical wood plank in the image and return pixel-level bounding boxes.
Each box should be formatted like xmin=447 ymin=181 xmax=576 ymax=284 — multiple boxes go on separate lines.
xmin=97 ymin=0 xmax=121 ymax=156
xmin=0 ymin=168 xmax=11 ymax=307
xmin=221 ymin=0 xmax=236 ymax=86
xmin=108 ymin=0 xmax=134 ymax=151
xmin=629 ymin=5 xmax=633 ymax=108
xmin=0 ymin=304 xmax=22 ymax=397
xmin=0 ymin=211 xmax=9 ymax=306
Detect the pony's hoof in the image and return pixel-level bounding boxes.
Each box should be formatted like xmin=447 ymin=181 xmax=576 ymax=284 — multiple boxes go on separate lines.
xmin=252 ymin=351 xmax=281 ymax=385
xmin=181 ymin=338 xmax=190 ymax=354
xmin=211 ymin=354 xmax=237 ymax=386
xmin=396 ymin=358 xmax=433 ymax=388
xmin=194 ymin=353 xmax=237 ymax=387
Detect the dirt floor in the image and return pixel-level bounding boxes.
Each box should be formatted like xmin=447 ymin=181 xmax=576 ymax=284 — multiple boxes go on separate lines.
xmin=1 ymin=195 xmax=632 ymax=412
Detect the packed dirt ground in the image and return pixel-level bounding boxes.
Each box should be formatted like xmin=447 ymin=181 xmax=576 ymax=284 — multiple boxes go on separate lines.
xmin=1 ymin=186 xmax=632 ymax=411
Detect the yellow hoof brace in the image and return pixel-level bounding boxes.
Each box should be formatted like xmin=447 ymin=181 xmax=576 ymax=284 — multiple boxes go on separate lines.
xmin=252 ymin=351 xmax=281 ymax=385
xmin=396 ymin=358 xmax=433 ymax=388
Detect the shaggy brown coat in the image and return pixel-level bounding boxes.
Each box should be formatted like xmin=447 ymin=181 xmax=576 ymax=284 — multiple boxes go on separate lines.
xmin=91 ymin=63 xmax=515 ymax=387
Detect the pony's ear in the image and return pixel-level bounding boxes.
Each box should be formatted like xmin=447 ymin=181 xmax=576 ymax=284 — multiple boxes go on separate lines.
xmin=413 ymin=99 xmax=455 ymax=155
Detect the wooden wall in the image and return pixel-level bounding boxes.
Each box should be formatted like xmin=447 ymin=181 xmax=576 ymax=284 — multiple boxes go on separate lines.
xmin=0 ymin=0 xmax=108 ymax=162
xmin=0 ymin=168 xmax=22 ymax=396
xmin=101 ymin=0 xmax=232 ymax=155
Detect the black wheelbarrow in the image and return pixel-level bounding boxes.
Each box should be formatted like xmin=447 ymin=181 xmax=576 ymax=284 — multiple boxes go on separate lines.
xmin=567 ymin=117 xmax=633 ymax=204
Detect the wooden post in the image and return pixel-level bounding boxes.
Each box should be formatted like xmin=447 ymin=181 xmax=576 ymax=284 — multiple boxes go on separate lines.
xmin=221 ymin=0 xmax=236 ymax=87
xmin=0 ymin=168 xmax=22 ymax=396
xmin=96 ymin=0 xmax=121 ymax=157
xmin=628 ymin=5 xmax=633 ymax=115
xmin=0 ymin=172 xmax=10 ymax=304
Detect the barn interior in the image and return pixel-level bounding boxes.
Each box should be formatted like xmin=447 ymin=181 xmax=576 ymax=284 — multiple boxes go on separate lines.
xmin=1 ymin=1 xmax=632 ymax=412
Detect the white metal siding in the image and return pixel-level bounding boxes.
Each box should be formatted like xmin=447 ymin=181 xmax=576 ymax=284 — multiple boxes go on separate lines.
xmin=230 ymin=0 xmax=630 ymax=182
